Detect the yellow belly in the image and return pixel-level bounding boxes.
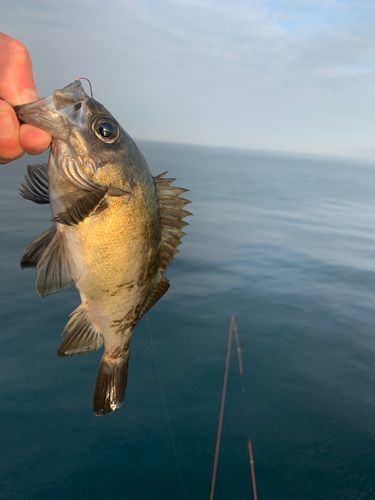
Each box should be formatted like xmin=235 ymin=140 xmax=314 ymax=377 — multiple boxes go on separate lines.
xmin=63 ymin=184 xmax=159 ymax=349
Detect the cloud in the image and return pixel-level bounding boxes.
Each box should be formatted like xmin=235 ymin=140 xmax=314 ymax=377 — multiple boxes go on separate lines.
xmin=2 ymin=0 xmax=375 ymax=157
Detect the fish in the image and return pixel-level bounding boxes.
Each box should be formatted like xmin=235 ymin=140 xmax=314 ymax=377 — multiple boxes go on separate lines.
xmin=14 ymin=80 xmax=191 ymax=416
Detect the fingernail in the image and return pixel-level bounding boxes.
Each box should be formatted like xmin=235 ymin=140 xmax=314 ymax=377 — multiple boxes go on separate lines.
xmin=0 ymin=112 xmax=16 ymax=139
xmin=21 ymin=88 xmax=39 ymax=104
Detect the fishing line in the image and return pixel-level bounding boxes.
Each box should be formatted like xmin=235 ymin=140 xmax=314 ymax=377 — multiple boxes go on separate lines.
xmin=74 ymin=77 xmax=94 ymax=97
xmin=145 ymin=314 xmax=187 ymax=500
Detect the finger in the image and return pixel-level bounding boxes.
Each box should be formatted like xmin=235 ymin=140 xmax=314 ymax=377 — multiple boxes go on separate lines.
xmin=0 ymin=32 xmax=39 ymax=106
xmin=0 ymin=100 xmax=24 ymax=164
xmin=20 ymin=124 xmax=52 ymax=156
xmin=0 ymin=33 xmax=52 ymax=157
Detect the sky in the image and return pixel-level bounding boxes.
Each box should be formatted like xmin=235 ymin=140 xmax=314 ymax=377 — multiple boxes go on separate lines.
xmin=2 ymin=0 xmax=375 ymax=158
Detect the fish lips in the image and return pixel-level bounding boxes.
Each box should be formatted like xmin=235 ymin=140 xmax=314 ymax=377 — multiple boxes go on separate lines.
xmin=14 ymin=80 xmax=88 ymax=141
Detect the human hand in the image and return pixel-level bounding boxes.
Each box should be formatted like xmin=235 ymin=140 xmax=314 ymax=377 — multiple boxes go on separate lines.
xmin=0 ymin=32 xmax=51 ymax=164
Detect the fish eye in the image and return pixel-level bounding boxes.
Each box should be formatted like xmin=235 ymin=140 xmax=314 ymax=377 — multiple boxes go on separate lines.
xmin=99 ymin=122 xmax=114 ymax=138
xmin=92 ymin=116 xmax=120 ymax=144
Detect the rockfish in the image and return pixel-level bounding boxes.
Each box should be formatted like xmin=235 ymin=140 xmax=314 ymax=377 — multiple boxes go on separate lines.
xmin=14 ymin=80 xmax=191 ymax=416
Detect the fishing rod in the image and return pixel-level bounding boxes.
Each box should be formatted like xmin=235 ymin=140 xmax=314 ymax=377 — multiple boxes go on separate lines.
xmin=147 ymin=313 xmax=259 ymax=499
xmin=209 ymin=315 xmax=259 ymax=500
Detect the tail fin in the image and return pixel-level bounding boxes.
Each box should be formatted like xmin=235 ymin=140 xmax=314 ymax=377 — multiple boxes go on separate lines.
xmin=93 ymin=354 xmax=129 ymax=417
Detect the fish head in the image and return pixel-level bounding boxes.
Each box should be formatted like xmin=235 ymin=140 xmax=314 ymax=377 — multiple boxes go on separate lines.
xmin=14 ymin=80 xmax=139 ymax=192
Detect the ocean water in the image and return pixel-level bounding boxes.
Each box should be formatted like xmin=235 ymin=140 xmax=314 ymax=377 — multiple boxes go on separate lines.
xmin=1 ymin=142 xmax=375 ymax=499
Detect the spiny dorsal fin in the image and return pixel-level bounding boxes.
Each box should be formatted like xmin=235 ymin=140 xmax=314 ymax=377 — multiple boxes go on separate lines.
xmin=52 ymin=186 xmax=109 ymax=226
xmin=19 ymin=163 xmax=50 ymax=204
xmin=36 ymin=229 xmax=79 ymax=298
xmin=58 ymin=304 xmax=103 ymax=357
xmin=20 ymin=226 xmax=56 ymax=269
xmin=139 ymin=173 xmax=191 ymax=317
xmin=154 ymin=172 xmax=192 ymax=274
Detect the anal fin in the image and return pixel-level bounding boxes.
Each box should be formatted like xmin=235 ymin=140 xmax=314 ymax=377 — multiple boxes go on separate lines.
xmin=36 ymin=229 xmax=79 ymax=298
xmin=20 ymin=226 xmax=56 ymax=269
xmin=52 ymin=186 xmax=109 ymax=226
xmin=58 ymin=304 xmax=103 ymax=357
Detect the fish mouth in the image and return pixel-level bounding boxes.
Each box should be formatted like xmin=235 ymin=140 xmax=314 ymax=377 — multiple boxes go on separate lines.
xmin=14 ymin=80 xmax=88 ymax=141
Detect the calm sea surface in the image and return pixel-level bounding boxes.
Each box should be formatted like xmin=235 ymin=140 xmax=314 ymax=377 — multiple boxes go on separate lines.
xmin=1 ymin=142 xmax=375 ymax=499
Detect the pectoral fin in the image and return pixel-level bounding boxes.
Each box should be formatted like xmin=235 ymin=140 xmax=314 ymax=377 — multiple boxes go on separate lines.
xmin=52 ymin=186 xmax=109 ymax=226
xmin=19 ymin=163 xmax=50 ymax=204
xmin=58 ymin=304 xmax=103 ymax=357
xmin=36 ymin=229 xmax=79 ymax=298
xmin=107 ymin=186 xmax=131 ymax=197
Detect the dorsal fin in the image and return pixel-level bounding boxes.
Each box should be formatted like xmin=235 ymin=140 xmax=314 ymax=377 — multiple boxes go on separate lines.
xmin=139 ymin=276 xmax=170 ymax=320
xmin=139 ymin=172 xmax=191 ymax=318
xmin=155 ymin=172 xmax=192 ymax=274
xmin=19 ymin=163 xmax=50 ymax=204
xmin=52 ymin=186 xmax=109 ymax=226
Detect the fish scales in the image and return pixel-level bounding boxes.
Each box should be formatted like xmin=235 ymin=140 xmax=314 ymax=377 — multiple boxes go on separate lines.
xmin=14 ymin=80 xmax=191 ymax=416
